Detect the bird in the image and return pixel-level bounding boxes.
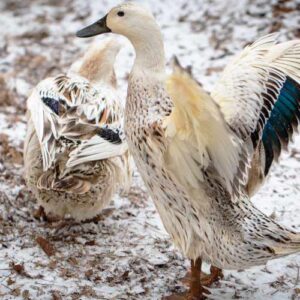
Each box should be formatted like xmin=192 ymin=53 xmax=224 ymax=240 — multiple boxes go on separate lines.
xmin=76 ymin=3 xmax=300 ymax=299
xmin=24 ymin=38 xmax=132 ymax=222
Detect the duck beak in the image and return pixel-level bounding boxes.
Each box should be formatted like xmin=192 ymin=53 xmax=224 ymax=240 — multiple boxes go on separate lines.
xmin=76 ymin=15 xmax=111 ymax=38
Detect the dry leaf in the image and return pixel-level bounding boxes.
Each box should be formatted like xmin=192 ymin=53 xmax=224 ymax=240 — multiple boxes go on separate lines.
xmin=36 ymin=236 xmax=56 ymax=257
xmin=85 ymin=240 xmax=96 ymax=246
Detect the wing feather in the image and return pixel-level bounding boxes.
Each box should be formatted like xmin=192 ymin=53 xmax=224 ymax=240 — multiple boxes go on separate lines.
xmin=27 ymin=74 xmax=126 ymax=172
xmin=66 ymin=127 xmax=127 ymax=168
xmin=27 ymin=80 xmax=62 ymax=170
xmin=212 ymin=34 xmax=300 ymax=195
xmin=163 ymin=35 xmax=300 ymax=202
xmin=163 ymin=61 xmax=242 ymax=195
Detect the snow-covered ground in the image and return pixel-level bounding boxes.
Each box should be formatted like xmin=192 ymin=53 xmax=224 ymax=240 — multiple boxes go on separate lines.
xmin=0 ymin=0 xmax=300 ymax=299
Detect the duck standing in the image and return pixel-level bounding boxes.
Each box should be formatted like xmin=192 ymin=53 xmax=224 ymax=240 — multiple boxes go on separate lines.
xmin=24 ymin=38 xmax=132 ymax=222
xmin=77 ymin=3 xmax=300 ymax=298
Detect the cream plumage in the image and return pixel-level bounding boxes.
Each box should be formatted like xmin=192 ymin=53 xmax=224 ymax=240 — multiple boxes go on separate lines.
xmin=24 ymin=38 xmax=132 ymax=221
xmin=77 ymin=3 xmax=300 ymax=298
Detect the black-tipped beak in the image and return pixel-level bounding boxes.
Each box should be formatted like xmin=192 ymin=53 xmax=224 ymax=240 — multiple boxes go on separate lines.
xmin=76 ymin=15 xmax=111 ymax=38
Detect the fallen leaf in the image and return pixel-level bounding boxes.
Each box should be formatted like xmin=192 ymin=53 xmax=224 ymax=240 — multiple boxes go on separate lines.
xmin=67 ymin=257 xmax=78 ymax=266
xmin=36 ymin=236 xmax=56 ymax=257
xmin=10 ymin=262 xmax=32 ymax=278
xmin=85 ymin=240 xmax=96 ymax=246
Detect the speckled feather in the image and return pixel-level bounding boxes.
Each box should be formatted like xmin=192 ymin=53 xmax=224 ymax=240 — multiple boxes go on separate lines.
xmin=111 ymin=3 xmax=300 ymax=269
xmin=24 ymin=39 xmax=132 ymax=221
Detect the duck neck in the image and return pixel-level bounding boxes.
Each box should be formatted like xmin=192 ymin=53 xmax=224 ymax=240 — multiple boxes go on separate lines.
xmin=131 ymin=27 xmax=166 ymax=75
xmin=78 ymin=48 xmax=117 ymax=87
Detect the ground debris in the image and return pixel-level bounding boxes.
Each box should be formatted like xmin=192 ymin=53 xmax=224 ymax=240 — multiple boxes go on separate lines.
xmin=10 ymin=262 xmax=31 ymax=278
xmin=51 ymin=290 xmax=63 ymax=300
xmin=0 ymin=0 xmax=300 ymax=299
xmin=36 ymin=236 xmax=56 ymax=257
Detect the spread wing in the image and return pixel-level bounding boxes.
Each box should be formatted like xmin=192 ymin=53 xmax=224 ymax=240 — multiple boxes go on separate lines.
xmin=163 ymin=34 xmax=300 ymax=203
xmin=162 ymin=60 xmax=243 ymax=197
xmin=27 ymin=74 xmax=127 ymax=171
xmin=211 ymin=34 xmax=300 ymax=193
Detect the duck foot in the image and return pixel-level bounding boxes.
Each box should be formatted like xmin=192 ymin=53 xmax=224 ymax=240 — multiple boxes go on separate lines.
xmin=33 ymin=206 xmax=61 ymax=222
xmin=48 ymin=210 xmax=114 ymax=233
xmin=82 ymin=215 xmax=103 ymax=224
xmin=163 ymin=258 xmax=208 ymax=300
xmin=189 ymin=258 xmax=207 ymax=299
xmin=181 ymin=266 xmax=223 ymax=288
xmin=33 ymin=206 xmax=47 ymax=221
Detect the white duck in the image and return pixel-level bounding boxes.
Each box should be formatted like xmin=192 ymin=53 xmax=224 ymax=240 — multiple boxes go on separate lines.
xmin=24 ymin=38 xmax=132 ymax=222
xmin=77 ymin=3 xmax=300 ymax=298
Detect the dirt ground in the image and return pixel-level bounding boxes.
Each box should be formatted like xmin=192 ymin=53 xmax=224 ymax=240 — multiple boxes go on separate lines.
xmin=1 ymin=0 xmax=300 ymax=299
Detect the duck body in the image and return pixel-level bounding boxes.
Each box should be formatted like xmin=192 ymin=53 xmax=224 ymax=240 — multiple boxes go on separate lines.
xmin=76 ymin=3 xmax=300 ymax=297
xmin=117 ymin=12 xmax=300 ymax=268
xmin=24 ymin=39 xmax=131 ymax=221
xmin=125 ymin=67 xmax=299 ymax=270
xmin=113 ymin=4 xmax=300 ymax=269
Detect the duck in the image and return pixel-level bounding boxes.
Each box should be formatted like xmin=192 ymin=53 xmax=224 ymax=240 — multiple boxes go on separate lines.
xmin=24 ymin=38 xmax=132 ymax=222
xmin=77 ymin=3 xmax=300 ymax=299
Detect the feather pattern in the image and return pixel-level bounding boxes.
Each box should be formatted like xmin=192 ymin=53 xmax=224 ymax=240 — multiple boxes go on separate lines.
xmin=163 ymin=59 xmax=242 ymax=196
xmin=211 ymin=34 xmax=300 ymax=199
xmin=261 ymin=77 xmax=300 ymax=175
xmin=94 ymin=2 xmax=300 ymax=275
xmin=24 ymin=38 xmax=132 ymax=221
xmin=27 ymin=74 xmax=127 ymax=172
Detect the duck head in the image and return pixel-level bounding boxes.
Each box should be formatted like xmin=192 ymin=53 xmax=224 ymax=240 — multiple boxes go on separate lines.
xmin=76 ymin=2 xmax=165 ymax=71
xmin=76 ymin=2 xmax=158 ymax=40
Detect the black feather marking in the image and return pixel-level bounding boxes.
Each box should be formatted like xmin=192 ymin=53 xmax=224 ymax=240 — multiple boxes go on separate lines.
xmin=251 ymin=129 xmax=260 ymax=149
xmin=262 ymin=123 xmax=280 ymax=175
xmin=97 ymin=128 xmax=122 ymax=144
xmin=42 ymin=97 xmax=59 ymax=115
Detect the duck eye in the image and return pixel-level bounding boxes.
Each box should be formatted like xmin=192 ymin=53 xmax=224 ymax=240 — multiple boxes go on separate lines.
xmin=117 ymin=11 xmax=125 ymax=17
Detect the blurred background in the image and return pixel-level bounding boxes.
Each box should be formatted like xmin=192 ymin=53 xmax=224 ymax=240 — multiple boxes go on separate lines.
xmin=0 ymin=0 xmax=300 ymax=299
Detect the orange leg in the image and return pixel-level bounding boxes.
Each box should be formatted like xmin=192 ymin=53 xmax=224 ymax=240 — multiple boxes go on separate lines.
xmin=188 ymin=258 xmax=206 ymax=299
xmin=164 ymin=258 xmax=206 ymax=300
xmin=181 ymin=266 xmax=223 ymax=288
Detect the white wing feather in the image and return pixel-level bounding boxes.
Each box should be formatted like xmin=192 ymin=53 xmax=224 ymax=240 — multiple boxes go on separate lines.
xmin=163 ymin=34 xmax=300 ymax=202
xmin=27 ymin=79 xmax=61 ymax=170
xmin=211 ymin=34 xmax=300 ymax=197
xmin=66 ymin=133 xmax=128 ymax=168
xmin=27 ymin=74 xmax=125 ymax=171
xmin=212 ymin=34 xmax=300 ymax=138
xmin=163 ymin=63 xmax=241 ymax=195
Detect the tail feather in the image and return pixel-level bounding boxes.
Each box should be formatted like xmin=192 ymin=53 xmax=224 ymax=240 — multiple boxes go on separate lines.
xmin=216 ymin=198 xmax=300 ymax=269
xmin=272 ymin=232 xmax=300 ymax=256
xmin=243 ymin=199 xmax=300 ymax=261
